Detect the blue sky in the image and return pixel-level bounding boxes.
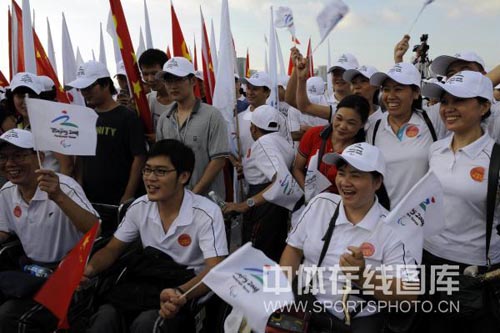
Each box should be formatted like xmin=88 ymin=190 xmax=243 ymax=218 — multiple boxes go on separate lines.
xmin=1 ymin=0 xmax=499 ymax=81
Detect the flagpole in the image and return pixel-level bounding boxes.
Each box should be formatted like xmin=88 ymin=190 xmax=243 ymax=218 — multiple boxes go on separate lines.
xmin=25 ymin=95 xmax=43 ymax=169
xmin=407 ymin=5 xmax=426 ymax=34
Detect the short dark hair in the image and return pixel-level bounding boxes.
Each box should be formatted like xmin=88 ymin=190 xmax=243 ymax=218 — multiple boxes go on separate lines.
xmin=96 ymin=77 xmax=118 ymax=95
xmin=138 ymin=49 xmax=168 ymax=69
xmin=477 ymin=97 xmax=492 ymax=121
xmin=147 ymin=139 xmax=195 ymax=182
xmin=336 ymin=94 xmax=370 ymax=142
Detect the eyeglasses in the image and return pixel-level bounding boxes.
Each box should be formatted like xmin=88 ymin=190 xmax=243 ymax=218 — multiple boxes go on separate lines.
xmin=141 ymin=167 xmax=177 ymax=177
xmin=0 ymin=152 xmax=34 ymax=165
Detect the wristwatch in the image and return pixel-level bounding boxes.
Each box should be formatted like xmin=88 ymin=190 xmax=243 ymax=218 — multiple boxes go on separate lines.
xmin=246 ymin=197 xmax=256 ymax=208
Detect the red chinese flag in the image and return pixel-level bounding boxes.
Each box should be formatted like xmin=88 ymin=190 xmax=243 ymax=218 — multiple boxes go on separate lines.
xmin=245 ymin=49 xmax=250 ymax=78
xmin=166 ymin=45 xmax=172 ymax=59
xmin=171 ymin=2 xmax=192 ymax=62
xmin=287 ymin=51 xmax=293 ymax=76
xmin=109 ymin=0 xmax=153 ymax=134
xmin=306 ymin=38 xmax=314 ymax=78
xmin=0 ymin=70 xmax=9 ymax=87
xmin=34 ymin=223 xmax=99 ymax=329
xmin=200 ymin=9 xmax=215 ymax=104
xmin=12 ymin=1 xmax=25 ymax=74
xmin=292 ymin=36 xmax=301 ymax=45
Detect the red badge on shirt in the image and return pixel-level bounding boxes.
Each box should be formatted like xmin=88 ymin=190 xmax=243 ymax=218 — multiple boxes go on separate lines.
xmin=246 ymin=148 xmax=252 ymax=158
xmin=178 ymin=234 xmax=192 ymax=247
xmin=405 ymin=125 xmax=419 ymax=138
xmin=13 ymin=206 xmax=22 ymax=218
xmin=360 ymin=242 xmax=375 ymax=257
xmin=470 ymin=167 xmax=485 ymax=182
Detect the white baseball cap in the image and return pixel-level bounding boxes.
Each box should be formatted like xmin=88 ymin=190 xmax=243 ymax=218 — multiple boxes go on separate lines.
xmin=250 ymin=105 xmax=280 ymax=132
xmin=67 ymin=61 xmax=110 ymax=89
xmin=328 ymin=53 xmax=359 ymax=73
xmin=161 ymin=57 xmax=196 ymax=78
xmin=431 ymin=51 xmax=486 ymax=77
xmin=323 ymin=142 xmax=386 ymax=178
xmin=421 ymin=71 xmax=493 ymax=102
xmin=115 ymin=60 xmax=127 ymax=77
xmin=307 ymin=77 xmax=325 ymax=96
xmin=195 ymin=70 xmax=204 ymax=81
xmin=10 ymin=72 xmax=43 ymax=95
xmin=0 ymin=129 xmax=34 ymax=149
xmin=370 ymin=63 xmax=421 ymax=88
xmin=242 ymin=72 xmax=271 ymax=89
xmin=38 ymin=75 xmax=55 ymax=92
xmin=343 ymin=65 xmax=379 ymax=83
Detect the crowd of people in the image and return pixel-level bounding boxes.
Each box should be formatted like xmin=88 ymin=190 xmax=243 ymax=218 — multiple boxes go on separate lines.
xmin=0 ymin=33 xmax=500 ymax=333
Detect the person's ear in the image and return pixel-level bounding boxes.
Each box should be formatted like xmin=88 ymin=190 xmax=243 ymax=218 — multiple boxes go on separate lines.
xmin=178 ymin=171 xmax=190 ymax=185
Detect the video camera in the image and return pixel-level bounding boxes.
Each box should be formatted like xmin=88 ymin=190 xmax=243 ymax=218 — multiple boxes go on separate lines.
xmin=412 ymin=34 xmax=430 ymax=61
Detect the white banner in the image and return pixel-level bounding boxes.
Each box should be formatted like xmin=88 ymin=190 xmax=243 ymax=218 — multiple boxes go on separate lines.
xmin=316 ymin=0 xmax=349 ymax=47
xmin=304 ymin=150 xmax=332 ymax=203
xmin=203 ymin=243 xmax=293 ymax=333
xmin=26 ymin=98 xmax=98 ymax=156
xmin=384 ymin=171 xmax=445 ymax=263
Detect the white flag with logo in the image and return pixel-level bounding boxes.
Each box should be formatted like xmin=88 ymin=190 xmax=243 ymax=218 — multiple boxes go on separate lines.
xmin=26 ymin=98 xmax=98 ymax=156
xmin=304 ymin=150 xmax=332 ymax=203
xmin=316 ymin=0 xmax=349 ymax=47
xmin=274 ymin=6 xmax=297 ymax=41
xmin=263 ymin=165 xmax=304 ymax=211
xmin=384 ymin=171 xmax=444 ymax=263
xmin=203 ymin=243 xmax=293 ymax=333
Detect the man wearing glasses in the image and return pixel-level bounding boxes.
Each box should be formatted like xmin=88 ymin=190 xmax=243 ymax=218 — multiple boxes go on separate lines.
xmin=156 ymin=57 xmax=229 ymax=198
xmin=82 ymin=139 xmax=227 ymax=332
xmin=0 ymin=129 xmax=99 ymax=331
xmin=67 ymin=61 xmax=146 ymax=236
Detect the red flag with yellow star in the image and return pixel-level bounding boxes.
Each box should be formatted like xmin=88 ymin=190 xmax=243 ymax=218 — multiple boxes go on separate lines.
xmin=200 ymin=8 xmax=215 ymax=104
xmin=109 ymin=0 xmax=153 ymax=133
xmin=245 ymin=49 xmax=250 ymax=78
xmin=306 ymin=37 xmax=314 ymax=78
xmin=171 ymin=1 xmax=192 ymax=62
xmin=34 ymin=222 xmax=99 ymax=329
xmin=0 ymin=70 xmax=8 ymax=87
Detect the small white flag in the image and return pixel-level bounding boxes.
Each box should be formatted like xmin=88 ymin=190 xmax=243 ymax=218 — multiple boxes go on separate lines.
xmin=274 ymin=6 xmax=297 ymax=41
xmin=316 ymin=0 xmax=349 ymax=47
xmin=304 ymin=151 xmax=332 ymax=203
xmin=203 ymin=243 xmax=293 ymax=333
xmin=26 ymin=98 xmax=98 ymax=156
xmin=384 ymin=171 xmax=445 ymax=263
xmin=263 ymin=165 xmax=304 ymax=211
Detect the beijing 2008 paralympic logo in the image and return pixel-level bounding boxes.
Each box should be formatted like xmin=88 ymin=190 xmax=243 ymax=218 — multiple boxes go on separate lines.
xmin=50 ymin=110 xmax=80 ymax=148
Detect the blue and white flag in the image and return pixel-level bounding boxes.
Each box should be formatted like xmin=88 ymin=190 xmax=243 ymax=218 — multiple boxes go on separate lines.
xmin=316 ymin=0 xmax=349 ymax=48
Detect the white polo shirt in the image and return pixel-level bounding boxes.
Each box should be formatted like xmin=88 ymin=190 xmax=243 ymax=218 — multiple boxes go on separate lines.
xmin=237 ymin=107 xmax=254 ymax=159
xmin=288 ymin=193 xmax=416 ymax=319
xmin=243 ymin=132 xmax=295 ymax=185
xmin=366 ymin=110 xmax=446 ymax=206
xmin=0 ymin=174 xmax=99 ymax=263
xmin=425 ymin=133 xmax=500 ymax=266
xmin=114 ymin=189 xmax=228 ymax=273
xmin=365 ymin=107 xmax=383 ymax=132
xmin=485 ymin=102 xmax=500 ymax=144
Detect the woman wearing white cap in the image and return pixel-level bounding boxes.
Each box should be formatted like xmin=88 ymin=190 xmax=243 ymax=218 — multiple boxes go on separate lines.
xmin=367 ymin=63 xmax=446 ymax=206
xmin=343 ymin=65 xmax=383 ymax=131
xmin=281 ymin=143 xmax=417 ymax=333
xmin=420 ymin=71 xmax=500 ymax=332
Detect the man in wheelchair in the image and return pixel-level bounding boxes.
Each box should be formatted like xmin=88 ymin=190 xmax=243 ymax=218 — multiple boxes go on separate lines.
xmin=82 ymin=139 xmax=228 ymax=332
xmin=0 ymin=129 xmax=100 ymax=332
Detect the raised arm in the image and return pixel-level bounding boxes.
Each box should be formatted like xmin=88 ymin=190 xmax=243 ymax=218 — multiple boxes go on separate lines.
xmin=296 ymin=56 xmax=331 ymax=120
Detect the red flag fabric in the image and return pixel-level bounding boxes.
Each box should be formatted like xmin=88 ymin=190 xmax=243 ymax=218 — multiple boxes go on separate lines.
xmin=200 ymin=9 xmax=215 ymax=105
xmin=287 ymin=51 xmax=293 ymax=76
xmin=292 ymin=36 xmax=301 ymax=45
xmin=0 ymin=70 xmax=9 ymax=87
xmin=166 ymin=46 xmax=172 ymax=59
xmin=11 ymin=0 xmax=25 ymax=75
xmin=109 ymin=0 xmax=153 ymax=134
xmin=11 ymin=1 xmax=69 ymax=103
xmin=34 ymin=222 xmax=99 ymax=329
xmin=193 ymin=38 xmax=199 ymax=71
xmin=245 ymin=49 xmax=250 ymax=78
xmin=171 ymin=2 xmax=192 ymax=62
xmin=306 ymin=38 xmax=314 ymax=78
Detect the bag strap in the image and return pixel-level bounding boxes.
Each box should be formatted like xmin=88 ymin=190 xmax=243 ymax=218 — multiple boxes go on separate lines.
xmin=317 ymin=203 xmax=340 ymax=267
xmin=372 ymin=119 xmax=381 ymax=145
xmin=486 ymin=143 xmax=500 ymax=266
xmin=420 ymin=110 xmax=438 ymax=142
xmin=317 ymin=124 xmax=333 ymax=170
